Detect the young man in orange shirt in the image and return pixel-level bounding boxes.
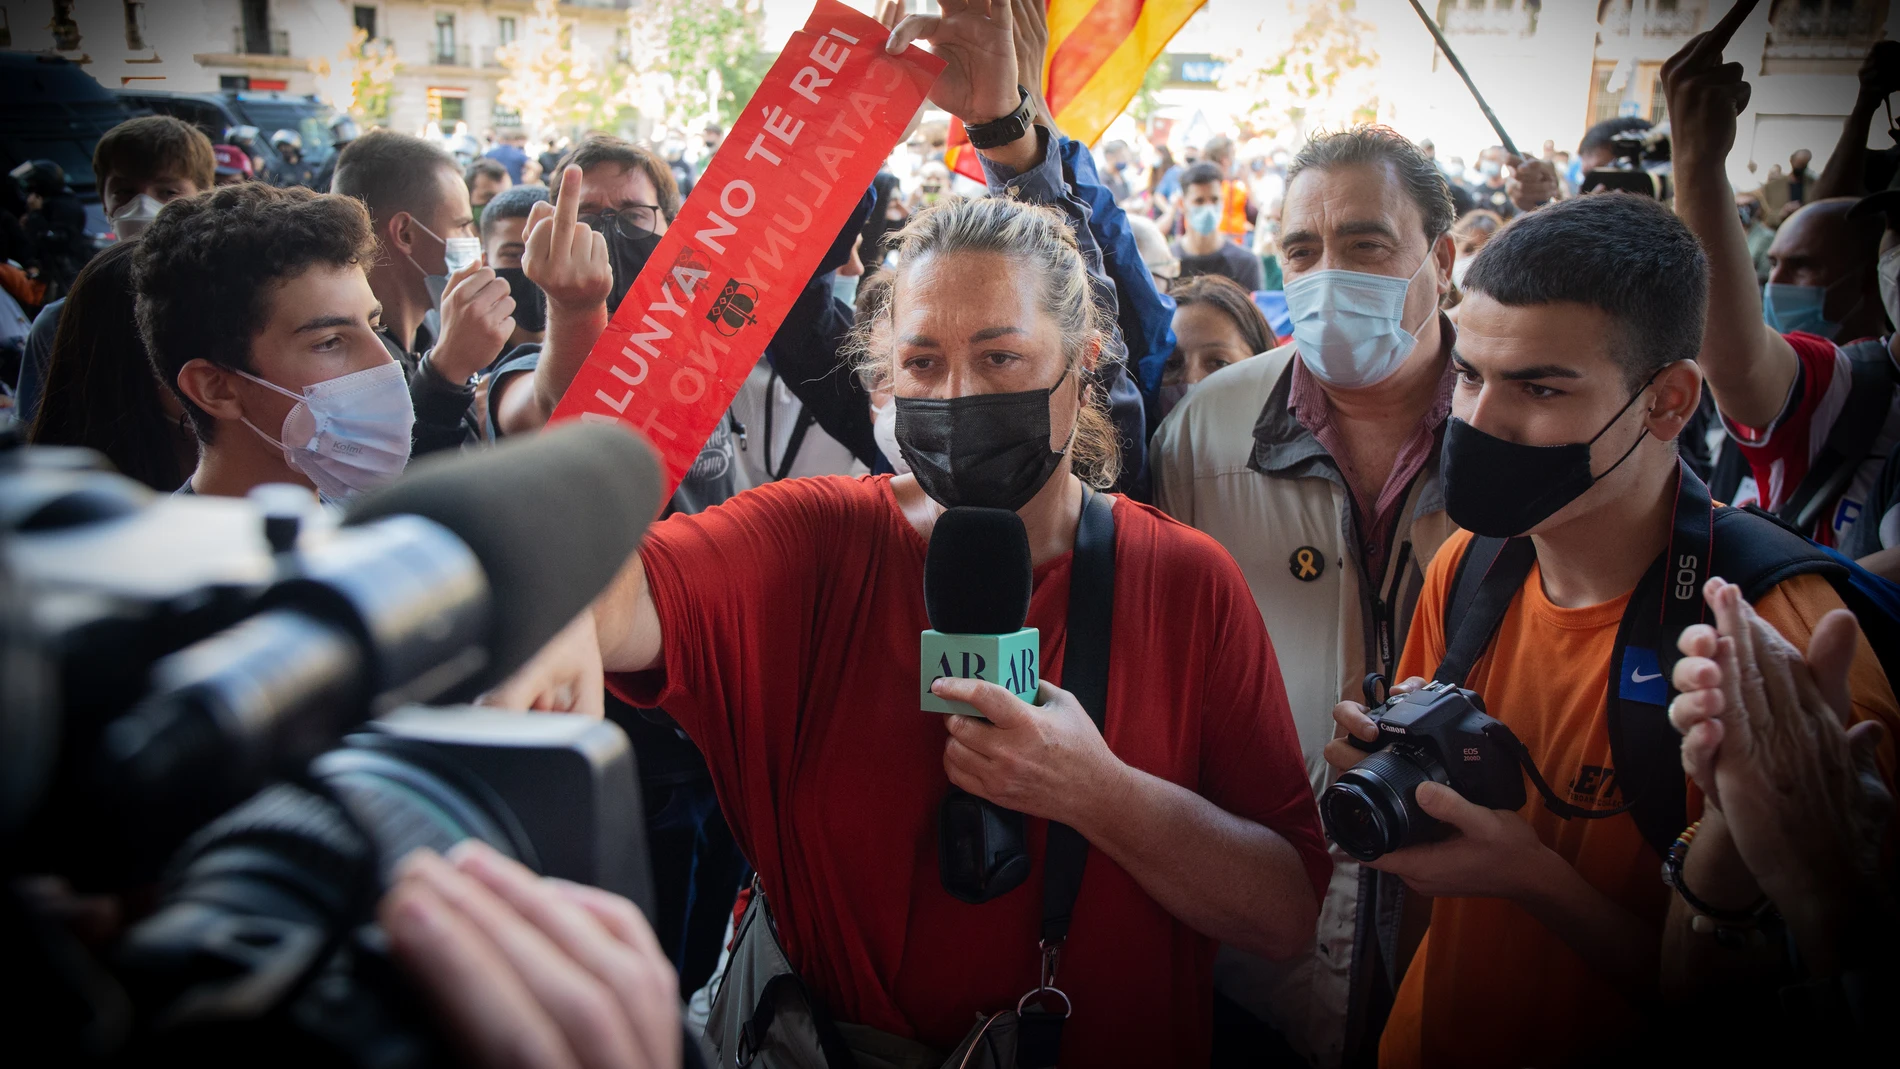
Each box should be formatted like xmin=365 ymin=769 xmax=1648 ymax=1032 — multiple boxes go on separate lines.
xmin=1323 ymin=191 xmax=1898 ymax=1067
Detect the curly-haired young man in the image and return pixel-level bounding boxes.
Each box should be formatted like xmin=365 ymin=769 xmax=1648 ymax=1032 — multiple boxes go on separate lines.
xmin=135 ymin=182 xmax=412 ymax=500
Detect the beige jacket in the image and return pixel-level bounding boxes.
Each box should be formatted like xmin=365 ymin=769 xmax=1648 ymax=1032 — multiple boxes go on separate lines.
xmin=1152 ymin=341 xmax=1458 ymax=1068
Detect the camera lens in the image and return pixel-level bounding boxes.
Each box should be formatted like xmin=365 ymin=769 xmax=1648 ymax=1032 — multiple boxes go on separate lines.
xmin=1321 ymin=748 xmax=1448 ymax=862
xmin=312 ymin=735 xmax=536 ymax=879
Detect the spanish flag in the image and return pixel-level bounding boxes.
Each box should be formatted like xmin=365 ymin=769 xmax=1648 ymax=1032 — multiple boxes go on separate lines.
xmin=945 ymin=0 xmax=1204 ymax=176
xmin=1045 ymin=0 xmax=1205 ymax=147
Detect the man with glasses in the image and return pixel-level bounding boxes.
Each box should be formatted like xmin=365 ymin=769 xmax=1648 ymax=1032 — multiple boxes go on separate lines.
xmin=486 ymin=137 xmax=676 ymax=442
xmin=333 ymin=129 xmax=516 ymax=453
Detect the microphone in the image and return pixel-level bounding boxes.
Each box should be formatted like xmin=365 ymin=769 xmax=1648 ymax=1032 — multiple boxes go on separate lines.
xmin=345 ymin=420 xmax=664 ymax=692
xmin=920 ymin=508 xmax=1040 ymax=716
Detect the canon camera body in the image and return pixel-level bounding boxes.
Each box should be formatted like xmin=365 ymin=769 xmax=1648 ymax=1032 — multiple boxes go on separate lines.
xmin=1321 ymin=681 xmax=1528 ymax=862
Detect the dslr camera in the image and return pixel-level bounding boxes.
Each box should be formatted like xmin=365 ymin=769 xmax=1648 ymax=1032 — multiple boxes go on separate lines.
xmin=1320 ymin=681 xmax=1527 ymax=863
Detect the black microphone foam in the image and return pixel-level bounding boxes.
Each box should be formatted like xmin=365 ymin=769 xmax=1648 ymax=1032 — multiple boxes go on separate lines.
xmin=343 ymin=422 xmax=663 ymax=690
xmin=924 ymin=507 xmax=1032 ymax=634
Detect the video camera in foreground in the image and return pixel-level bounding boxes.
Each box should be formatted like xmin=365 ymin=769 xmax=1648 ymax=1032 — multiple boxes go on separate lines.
xmin=1 ymin=422 xmax=664 ymax=1066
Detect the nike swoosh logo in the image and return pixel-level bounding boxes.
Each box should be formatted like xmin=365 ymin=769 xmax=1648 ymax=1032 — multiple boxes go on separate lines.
xmin=1631 ymin=669 xmax=1662 ymax=683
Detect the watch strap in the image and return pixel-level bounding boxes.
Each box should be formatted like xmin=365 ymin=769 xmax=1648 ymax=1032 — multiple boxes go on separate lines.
xmin=964 ymin=86 xmax=1033 ymax=151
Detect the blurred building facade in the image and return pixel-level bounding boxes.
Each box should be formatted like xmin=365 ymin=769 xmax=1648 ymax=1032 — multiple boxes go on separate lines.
xmin=1149 ymin=0 xmax=1893 ymax=191
xmin=1 ymin=0 xmax=633 ymax=134
xmin=1 ymin=0 xmax=1892 ymax=187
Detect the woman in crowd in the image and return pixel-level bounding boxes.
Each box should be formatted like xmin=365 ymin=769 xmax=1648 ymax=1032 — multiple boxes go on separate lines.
xmin=1444 ymin=208 xmax=1505 ymax=319
xmin=1157 ymin=274 xmax=1276 ymax=418
xmin=28 ymin=240 xmax=194 ymax=490
xmin=493 ymin=195 xmax=1329 ymax=1066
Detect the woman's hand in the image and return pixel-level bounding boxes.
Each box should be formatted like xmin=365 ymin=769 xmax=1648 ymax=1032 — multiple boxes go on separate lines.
xmin=481 ymin=608 xmax=606 ymax=718
xmin=1668 ymin=578 xmax=1892 ymax=965
xmin=935 ymin=677 xmax=1124 ymax=828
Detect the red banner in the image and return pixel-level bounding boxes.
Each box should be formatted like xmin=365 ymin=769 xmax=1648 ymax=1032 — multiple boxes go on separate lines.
xmin=549 ymin=0 xmax=942 ymax=493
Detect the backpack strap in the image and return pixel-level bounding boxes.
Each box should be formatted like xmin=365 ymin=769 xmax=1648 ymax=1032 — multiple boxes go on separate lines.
xmin=1715 ymin=504 xmax=1851 ymax=600
xmin=1717 ymin=504 xmax=1900 ymax=687
xmin=1708 ymin=435 xmax=1750 ymax=506
xmin=1778 ymin=338 xmax=1898 ymax=535
xmin=1434 ymin=535 xmax=1536 ymax=687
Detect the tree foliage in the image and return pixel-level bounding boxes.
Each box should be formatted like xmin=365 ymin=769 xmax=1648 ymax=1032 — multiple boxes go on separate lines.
xmin=497 ymin=0 xmax=632 ymax=134
xmin=1131 ymin=53 xmax=1171 ymax=126
xmin=312 ymin=27 xmax=397 ymax=122
xmin=1227 ymin=0 xmax=1380 ymax=142
xmin=624 ymin=0 xmax=769 ymax=133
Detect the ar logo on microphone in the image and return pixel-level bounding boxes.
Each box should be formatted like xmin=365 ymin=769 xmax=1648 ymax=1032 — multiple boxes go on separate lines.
xmin=707 ymin=278 xmax=759 ymax=336
xmin=937 ymin=650 xmax=989 ymax=683
xmin=933 ymin=648 xmax=1037 ymax=692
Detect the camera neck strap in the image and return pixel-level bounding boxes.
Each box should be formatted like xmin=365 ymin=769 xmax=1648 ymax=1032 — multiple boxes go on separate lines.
xmin=1015 ymin=486 xmax=1116 ymax=1064
xmin=1437 ymin=458 xmax=1713 ymax=852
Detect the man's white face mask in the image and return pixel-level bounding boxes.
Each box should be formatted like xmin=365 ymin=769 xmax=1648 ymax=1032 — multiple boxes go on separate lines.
xmin=111 ymin=193 xmax=165 ymax=239
xmin=238 ymin=362 xmax=416 ymax=502
xmin=1878 ymin=243 xmax=1900 ymax=332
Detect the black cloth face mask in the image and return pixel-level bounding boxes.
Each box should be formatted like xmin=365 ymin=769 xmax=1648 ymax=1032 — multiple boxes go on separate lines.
xmin=1441 ymin=374 xmax=1657 ymax=538
xmin=582 ymin=211 xmax=662 ymax=315
xmin=895 ymin=376 xmax=1073 ymax=512
xmin=494 ymin=266 xmax=547 ymax=333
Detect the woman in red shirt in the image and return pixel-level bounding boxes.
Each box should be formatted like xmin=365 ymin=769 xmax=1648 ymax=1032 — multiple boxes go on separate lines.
xmin=496 ymin=194 xmax=1327 ymax=1065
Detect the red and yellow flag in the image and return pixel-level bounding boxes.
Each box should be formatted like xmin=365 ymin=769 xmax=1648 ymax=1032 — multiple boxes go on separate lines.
xmin=946 ymin=0 xmax=1204 ymax=175
xmin=1044 ymin=0 xmax=1205 ymax=147
xmin=943 ymin=118 xmax=988 ymax=183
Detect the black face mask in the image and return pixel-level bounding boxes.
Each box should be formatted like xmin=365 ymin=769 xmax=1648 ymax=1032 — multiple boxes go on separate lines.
xmin=583 ymin=211 xmax=662 ymax=314
xmin=895 ymin=378 xmax=1072 ymax=512
xmin=1441 ymin=375 xmax=1656 ymax=538
xmin=495 ymin=266 xmax=547 ymax=333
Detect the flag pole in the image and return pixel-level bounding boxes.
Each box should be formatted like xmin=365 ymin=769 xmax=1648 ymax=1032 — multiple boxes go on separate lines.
xmin=1404 ymin=0 xmax=1521 ymax=159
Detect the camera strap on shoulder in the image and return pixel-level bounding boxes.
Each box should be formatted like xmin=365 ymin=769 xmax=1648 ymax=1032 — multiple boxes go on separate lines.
xmin=1016 ymin=486 xmax=1117 ymax=1067
xmin=1775 ymin=338 xmax=1897 ymax=537
xmin=1443 ymin=457 xmax=1900 ymax=858
xmin=1438 ymin=459 xmax=1714 ymax=854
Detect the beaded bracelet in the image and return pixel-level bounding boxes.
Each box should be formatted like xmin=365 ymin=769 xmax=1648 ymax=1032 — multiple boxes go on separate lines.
xmin=1662 ymin=820 xmax=1774 ymax=927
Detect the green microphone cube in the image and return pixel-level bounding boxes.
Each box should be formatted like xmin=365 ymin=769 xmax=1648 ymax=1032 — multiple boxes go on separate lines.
xmin=920 ymin=628 xmax=1040 ymax=716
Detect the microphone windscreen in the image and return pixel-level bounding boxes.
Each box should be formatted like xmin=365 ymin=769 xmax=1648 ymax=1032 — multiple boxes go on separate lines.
xmin=924 ymin=507 xmax=1032 ymax=634
xmin=344 ymin=423 xmax=663 ymax=689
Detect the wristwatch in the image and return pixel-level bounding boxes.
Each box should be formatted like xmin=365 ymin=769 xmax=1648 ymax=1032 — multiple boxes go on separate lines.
xmin=964 ymin=86 xmax=1034 ymax=151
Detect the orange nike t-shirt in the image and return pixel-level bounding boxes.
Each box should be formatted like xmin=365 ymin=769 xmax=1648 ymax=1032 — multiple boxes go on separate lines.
xmin=1378 ymin=529 xmax=1898 ymax=1069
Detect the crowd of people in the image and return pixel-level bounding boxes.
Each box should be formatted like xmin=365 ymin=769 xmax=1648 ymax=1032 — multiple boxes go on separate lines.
xmin=6 ymin=0 xmax=1900 ymax=1066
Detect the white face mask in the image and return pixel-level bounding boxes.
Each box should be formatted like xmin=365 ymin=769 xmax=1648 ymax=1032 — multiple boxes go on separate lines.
xmin=111 ymin=193 xmax=164 ymax=239
xmin=872 ymin=398 xmax=910 ymax=474
xmin=1880 ymin=244 xmax=1900 ymax=331
xmin=238 ymin=362 xmax=416 ymax=501
xmin=407 ymin=219 xmax=482 ymax=311
xmin=1451 ymin=255 xmax=1473 ymax=289
xmin=1286 ymin=248 xmax=1436 ymax=389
